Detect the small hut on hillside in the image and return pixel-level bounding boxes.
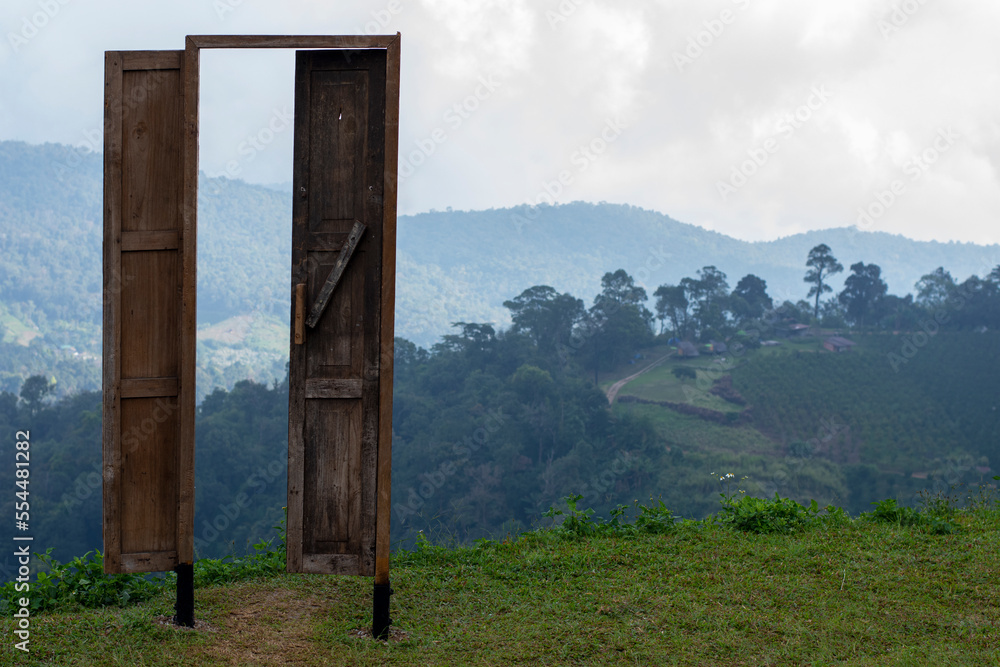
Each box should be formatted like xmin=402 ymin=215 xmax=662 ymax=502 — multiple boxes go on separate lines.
xmin=677 ymin=341 xmax=700 ymax=357
xmin=823 ymin=336 xmax=856 ymax=353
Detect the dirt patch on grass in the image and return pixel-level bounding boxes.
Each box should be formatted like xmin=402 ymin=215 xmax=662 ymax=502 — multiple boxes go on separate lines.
xmin=154 ymin=615 xmax=219 ymax=633
xmin=187 ymin=587 xmax=330 ymax=666
xmin=349 ymin=626 xmax=410 ymax=643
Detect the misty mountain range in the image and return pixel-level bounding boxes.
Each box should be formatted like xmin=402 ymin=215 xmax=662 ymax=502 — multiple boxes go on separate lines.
xmin=2 ymin=139 xmax=999 ymax=356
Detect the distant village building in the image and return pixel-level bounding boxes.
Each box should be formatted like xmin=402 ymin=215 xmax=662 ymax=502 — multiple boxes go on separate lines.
xmin=677 ymin=341 xmax=700 ymax=357
xmin=774 ymin=322 xmax=811 ymax=338
xmin=823 ymin=336 xmax=857 ymax=353
xmin=709 ymin=340 xmax=728 ymax=354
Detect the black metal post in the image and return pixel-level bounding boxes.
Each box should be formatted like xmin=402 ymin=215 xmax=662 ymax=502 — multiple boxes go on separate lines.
xmin=373 ymin=581 xmax=392 ymax=640
xmin=173 ymin=562 xmax=194 ymax=627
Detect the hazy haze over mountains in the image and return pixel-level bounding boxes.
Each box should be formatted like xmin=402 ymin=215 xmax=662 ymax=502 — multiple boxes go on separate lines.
xmin=2 ymin=139 xmax=999 ymax=352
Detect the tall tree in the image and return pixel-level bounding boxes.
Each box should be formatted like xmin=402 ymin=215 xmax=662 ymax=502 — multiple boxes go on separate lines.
xmin=686 ymin=266 xmax=730 ymax=338
xmin=19 ymin=375 xmax=52 ymax=415
xmin=914 ymin=267 xmax=956 ymax=310
xmin=503 ymin=285 xmax=585 ymax=354
xmin=804 ymin=244 xmax=844 ymax=319
xmin=595 ymin=269 xmax=648 ymax=307
xmin=730 ymin=274 xmax=773 ymax=322
xmin=653 ymin=284 xmax=689 ymax=337
xmin=585 ymin=270 xmax=653 ymax=383
xmin=838 ymin=262 xmax=888 ymax=326
xmin=988 ymin=265 xmax=1000 ymax=285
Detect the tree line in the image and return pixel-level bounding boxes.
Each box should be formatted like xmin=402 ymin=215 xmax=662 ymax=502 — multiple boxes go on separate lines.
xmin=5 ymin=241 xmax=1000 ymax=566
xmin=493 ymin=244 xmax=1000 ymax=386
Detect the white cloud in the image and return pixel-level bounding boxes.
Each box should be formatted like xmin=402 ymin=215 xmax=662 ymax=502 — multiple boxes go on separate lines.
xmin=1 ymin=0 xmax=998 ymax=244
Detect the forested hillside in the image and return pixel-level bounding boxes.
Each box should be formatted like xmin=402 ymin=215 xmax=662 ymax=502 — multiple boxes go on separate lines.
xmin=0 ymin=378 xmax=290 ymax=582
xmin=2 ymin=138 xmax=999 ymax=581
xmin=4 ymin=247 xmax=999 ymax=576
xmin=3 ymin=139 xmax=1000 ymax=398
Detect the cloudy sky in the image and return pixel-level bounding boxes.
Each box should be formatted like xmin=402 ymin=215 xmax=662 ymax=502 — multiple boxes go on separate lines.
xmin=2 ymin=0 xmax=998 ymax=244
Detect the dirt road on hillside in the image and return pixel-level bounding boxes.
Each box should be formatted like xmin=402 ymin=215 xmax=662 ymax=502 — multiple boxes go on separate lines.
xmin=605 ymin=352 xmax=674 ymax=404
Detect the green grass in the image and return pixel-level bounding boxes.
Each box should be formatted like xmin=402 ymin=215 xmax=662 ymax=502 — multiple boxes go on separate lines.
xmin=752 ymin=336 xmax=826 ymax=357
xmin=3 ymin=497 xmax=998 ymax=666
xmin=618 ymin=361 xmax=744 ymax=413
xmin=597 ymin=344 xmax=675 ymax=392
xmin=618 ymin=402 xmax=777 ymax=455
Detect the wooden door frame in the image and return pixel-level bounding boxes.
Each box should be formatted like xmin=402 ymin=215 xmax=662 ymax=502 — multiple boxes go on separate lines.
xmin=184 ymin=35 xmax=400 ymax=586
xmin=183 ymin=35 xmax=399 ymax=585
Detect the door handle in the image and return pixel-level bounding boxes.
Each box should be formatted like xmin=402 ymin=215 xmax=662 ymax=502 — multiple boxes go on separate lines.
xmin=294 ymin=283 xmax=306 ymax=345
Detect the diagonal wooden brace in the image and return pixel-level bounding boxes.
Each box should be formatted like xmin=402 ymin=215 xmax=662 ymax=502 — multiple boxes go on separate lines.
xmin=305 ymin=220 xmax=366 ymax=328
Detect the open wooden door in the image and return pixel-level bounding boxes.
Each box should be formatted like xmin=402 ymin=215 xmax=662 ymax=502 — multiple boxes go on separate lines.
xmin=287 ymin=48 xmax=397 ymax=577
xmin=102 ymin=50 xmax=197 ymax=574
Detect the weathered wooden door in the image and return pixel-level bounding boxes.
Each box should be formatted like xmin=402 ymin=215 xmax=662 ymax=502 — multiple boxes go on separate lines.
xmin=287 ymin=49 xmax=393 ymax=576
xmin=103 ymin=50 xmax=197 ymax=574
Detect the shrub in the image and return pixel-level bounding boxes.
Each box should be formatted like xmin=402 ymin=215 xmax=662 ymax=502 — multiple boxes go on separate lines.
xmin=672 ymin=367 xmax=697 ymax=381
xmin=865 ymin=498 xmax=959 ymax=535
xmin=0 ymin=550 xmax=161 ymax=615
xmin=715 ymin=494 xmax=820 ymax=534
xmin=541 ymin=495 xmax=678 ymax=538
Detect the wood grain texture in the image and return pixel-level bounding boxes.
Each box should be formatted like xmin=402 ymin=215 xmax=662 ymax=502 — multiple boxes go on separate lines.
xmin=301 ymin=554 xmax=361 ymax=575
xmin=303 ymin=399 xmax=361 ymax=551
xmin=121 ymin=378 xmax=179 ymax=399
xmin=122 ymin=230 xmax=179 ymax=251
xmin=103 ymin=51 xmax=124 ymax=574
xmin=306 ymin=249 xmax=363 ymax=374
xmin=288 ymin=49 xmax=389 ymax=577
xmin=286 ymin=47 xmax=311 ymax=575
xmin=122 ymin=551 xmax=179 ymax=573
xmin=306 ymin=221 xmax=366 ymax=328
xmin=295 ymin=283 xmax=306 ymax=345
xmin=122 ymin=51 xmax=182 ymax=71
xmin=120 ymin=397 xmax=178 ymax=554
xmin=178 ymin=38 xmax=200 ymax=566
xmin=190 ymin=35 xmax=398 ymax=50
xmin=305 ymin=379 xmax=363 ymax=399
xmin=375 ymin=33 xmax=401 ymax=586
xmin=121 ymin=69 xmax=182 ymax=233
xmin=121 ymin=251 xmax=179 ymax=378
xmin=103 ymin=50 xmax=190 ymax=574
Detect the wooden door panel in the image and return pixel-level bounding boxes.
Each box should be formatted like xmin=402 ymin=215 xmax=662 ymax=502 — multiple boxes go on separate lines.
xmin=119 ymin=397 xmax=178 ymax=555
xmin=308 ymin=70 xmax=369 ymax=230
xmin=303 ymin=398 xmax=362 ymax=551
xmin=288 ymin=49 xmax=387 ymax=576
xmin=120 ymin=251 xmax=180 ymax=378
xmin=103 ymin=49 xmax=195 ymax=574
xmin=121 ymin=69 xmax=183 ymax=233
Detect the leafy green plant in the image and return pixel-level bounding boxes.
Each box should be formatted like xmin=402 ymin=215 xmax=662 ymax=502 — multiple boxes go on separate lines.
xmin=866 ymin=498 xmax=924 ymax=526
xmin=541 ymin=495 xmax=678 ymax=538
xmin=633 ymin=498 xmax=677 ymax=534
xmin=543 ymin=494 xmax=601 ymax=537
xmin=0 ymin=550 xmax=161 ymax=615
xmin=865 ymin=498 xmax=959 ymax=535
xmin=715 ymin=493 xmax=820 ymax=534
xmin=918 ymin=486 xmax=960 ymax=521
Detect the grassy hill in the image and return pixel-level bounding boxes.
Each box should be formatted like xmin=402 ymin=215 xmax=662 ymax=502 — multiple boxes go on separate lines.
xmin=2 ymin=498 xmax=998 ymax=666
xmin=599 ymin=331 xmax=997 ymax=518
